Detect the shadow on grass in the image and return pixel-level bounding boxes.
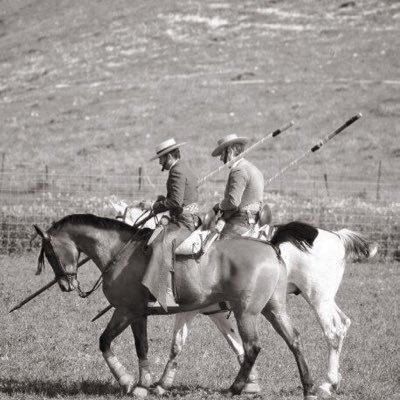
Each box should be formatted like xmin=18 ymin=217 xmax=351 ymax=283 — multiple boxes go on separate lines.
xmin=0 ymin=378 xmax=121 ymax=397
xmin=0 ymin=379 xmax=271 ymax=398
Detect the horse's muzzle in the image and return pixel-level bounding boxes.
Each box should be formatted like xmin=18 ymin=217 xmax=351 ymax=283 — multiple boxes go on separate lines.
xmin=58 ymin=276 xmax=78 ymax=292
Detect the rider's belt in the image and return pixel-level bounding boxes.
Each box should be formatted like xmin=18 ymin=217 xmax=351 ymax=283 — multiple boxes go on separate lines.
xmin=182 ymin=202 xmax=199 ymax=214
xmin=236 ymin=203 xmax=261 ymax=224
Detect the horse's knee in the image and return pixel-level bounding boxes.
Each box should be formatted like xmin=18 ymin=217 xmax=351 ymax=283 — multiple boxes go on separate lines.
xmin=323 ymin=329 xmax=340 ymax=350
xmin=171 ymin=342 xmax=182 ymax=358
xmin=242 ymin=343 xmax=261 ymax=364
xmin=288 ymin=328 xmax=305 ymax=353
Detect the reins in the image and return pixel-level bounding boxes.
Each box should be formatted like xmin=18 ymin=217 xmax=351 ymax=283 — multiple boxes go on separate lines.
xmin=75 ymin=210 xmax=153 ymax=299
xmin=38 ymin=210 xmax=154 ymax=299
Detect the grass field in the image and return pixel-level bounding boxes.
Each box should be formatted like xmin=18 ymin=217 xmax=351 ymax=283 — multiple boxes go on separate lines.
xmin=1 ymin=1 xmax=399 ymax=399
xmin=1 ymin=253 xmax=399 ymax=399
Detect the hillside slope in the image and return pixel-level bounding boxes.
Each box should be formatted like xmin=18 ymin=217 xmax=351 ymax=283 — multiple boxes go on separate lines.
xmin=0 ymin=0 xmax=399 ymax=184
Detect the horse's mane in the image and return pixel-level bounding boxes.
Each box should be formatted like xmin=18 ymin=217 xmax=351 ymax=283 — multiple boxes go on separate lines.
xmin=36 ymin=214 xmax=150 ymax=276
xmin=48 ymin=213 xmax=139 ymax=234
xmin=270 ymin=221 xmax=319 ymax=252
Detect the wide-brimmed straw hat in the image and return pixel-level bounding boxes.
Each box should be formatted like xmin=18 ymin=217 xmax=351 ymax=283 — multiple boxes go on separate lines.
xmin=211 ymin=134 xmax=248 ymax=157
xmin=150 ymin=138 xmax=186 ymax=161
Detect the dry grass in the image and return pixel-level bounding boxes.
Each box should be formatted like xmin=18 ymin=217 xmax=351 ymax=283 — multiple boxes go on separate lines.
xmin=1 ymin=253 xmax=399 ymax=399
xmin=0 ymin=0 xmax=399 ymax=185
xmin=0 ymin=1 xmax=399 ymax=398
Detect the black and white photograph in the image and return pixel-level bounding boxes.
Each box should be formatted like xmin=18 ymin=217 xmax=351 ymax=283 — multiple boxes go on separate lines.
xmin=1 ymin=1 xmax=399 ymax=399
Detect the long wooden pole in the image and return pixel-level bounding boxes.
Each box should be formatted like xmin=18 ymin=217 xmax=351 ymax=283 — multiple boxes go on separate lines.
xmin=197 ymin=121 xmax=294 ymax=187
xmin=266 ymin=113 xmax=362 ymax=184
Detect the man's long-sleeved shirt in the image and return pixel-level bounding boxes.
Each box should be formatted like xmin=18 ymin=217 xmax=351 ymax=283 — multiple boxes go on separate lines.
xmin=152 ymin=159 xmax=198 ymax=216
xmin=219 ymin=158 xmax=264 ymax=213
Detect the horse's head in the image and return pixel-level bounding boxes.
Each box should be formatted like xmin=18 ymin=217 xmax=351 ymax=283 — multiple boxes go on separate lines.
xmin=109 ymin=198 xmax=167 ymax=229
xmin=34 ymin=224 xmax=80 ymax=293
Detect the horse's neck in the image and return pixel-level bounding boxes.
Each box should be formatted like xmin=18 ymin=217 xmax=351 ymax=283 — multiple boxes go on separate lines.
xmin=70 ymin=225 xmax=130 ymax=272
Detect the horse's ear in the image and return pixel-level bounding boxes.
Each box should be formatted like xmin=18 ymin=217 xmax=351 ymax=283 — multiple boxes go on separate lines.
xmin=33 ymin=225 xmax=48 ymax=240
xmin=109 ymin=199 xmax=122 ymax=213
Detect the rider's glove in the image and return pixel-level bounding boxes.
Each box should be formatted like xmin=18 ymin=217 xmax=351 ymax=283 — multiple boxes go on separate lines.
xmin=212 ymin=202 xmax=221 ymax=213
xmin=215 ymin=219 xmax=226 ymax=234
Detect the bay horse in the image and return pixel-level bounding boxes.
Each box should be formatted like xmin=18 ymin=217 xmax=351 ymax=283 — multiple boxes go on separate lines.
xmin=112 ymin=203 xmax=377 ymax=398
xmin=33 ymin=214 xmax=317 ymax=399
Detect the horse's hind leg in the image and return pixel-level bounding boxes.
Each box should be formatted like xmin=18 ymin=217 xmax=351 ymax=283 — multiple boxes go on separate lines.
xmin=99 ymin=307 xmax=137 ymax=394
xmin=209 ymin=311 xmax=260 ymax=393
xmin=156 ymin=311 xmax=198 ymax=394
xmin=311 ymin=299 xmax=351 ymax=398
xmin=229 ymin=311 xmax=261 ymax=395
xmin=262 ymin=294 xmax=317 ymax=400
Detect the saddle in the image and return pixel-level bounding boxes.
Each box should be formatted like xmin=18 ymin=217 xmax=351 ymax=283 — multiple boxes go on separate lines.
xmin=175 ymin=222 xmax=276 ymax=257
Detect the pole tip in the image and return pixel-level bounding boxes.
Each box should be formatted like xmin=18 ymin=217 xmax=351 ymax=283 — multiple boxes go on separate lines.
xmin=356 ymin=112 xmax=363 ymax=118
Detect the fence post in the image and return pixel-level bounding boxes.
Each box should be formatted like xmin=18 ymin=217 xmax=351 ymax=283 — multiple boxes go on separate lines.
xmin=45 ymin=164 xmax=49 ymax=188
xmin=323 ymin=173 xmax=330 ymax=197
xmin=376 ymin=160 xmax=381 ymax=201
xmin=138 ymin=166 xmax=142 ymax=191
xmin=0 ymin=152 xmax=5 ymax=193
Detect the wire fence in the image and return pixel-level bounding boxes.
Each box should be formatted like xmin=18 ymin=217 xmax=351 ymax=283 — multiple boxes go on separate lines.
xmin=0 ymin=170 xmax=399 ymax=260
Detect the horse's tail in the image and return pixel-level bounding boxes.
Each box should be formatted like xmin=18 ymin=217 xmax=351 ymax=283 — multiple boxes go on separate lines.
xmin=270 ymin=221 xmax=319 ymax=252
xmin=335 ymin=228 xmax=378 ymax=261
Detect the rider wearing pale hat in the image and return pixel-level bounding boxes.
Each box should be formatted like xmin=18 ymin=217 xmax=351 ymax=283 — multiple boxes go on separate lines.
xmin=140 ymin=138 xmax=199 ymax=229
xmin=211 ymin=134 xmax=264 ymax=239
xmin=140 ymin=138 xmax=199 ymax=311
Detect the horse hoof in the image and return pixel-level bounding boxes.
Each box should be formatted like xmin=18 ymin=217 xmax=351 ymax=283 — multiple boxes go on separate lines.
xmin=243 ymin=382 xmax=261 ymax=394
xmin=332 ymin=373 xmax=342 ymax=392
xmin=154 ymin=385 xmax=168 ymax=396
xmin=133 ymin=386 xmax=149 ymax=398
xmin=221 ymin=388 xmax=234 ymax=397
xmin=318 ymin=383 xmax=332 ymax=398
xmin=119 ymin=374 xmax=134 ymax=394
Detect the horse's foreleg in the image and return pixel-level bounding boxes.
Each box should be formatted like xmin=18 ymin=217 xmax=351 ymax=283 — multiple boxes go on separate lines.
xmin=131 ymin=316 xmax=152 ymax=398
xmin=229 ymin=312 xmax=261 ymax=396
xmin=156 ymin=311 xmax=197 ymax=394
xmin=100 ymin=307 xmax=136 ymax=394
xmin=209 ymin=311 xmax=260 ymax=393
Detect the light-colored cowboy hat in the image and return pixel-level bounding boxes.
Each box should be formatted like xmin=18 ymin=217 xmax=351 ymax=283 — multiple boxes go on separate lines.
xmin=211 ymin=134 xmax=248 ymax=157
xmin=150 ymin=138 xmax=187 ymax=161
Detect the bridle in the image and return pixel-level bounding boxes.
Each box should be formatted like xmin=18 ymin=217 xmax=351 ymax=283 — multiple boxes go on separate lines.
xmin=38 ymin=236 xmax=78 ymax=282
xmin=38 ymin=209 xmax=154 ymax=299
xmin=38 ymin=234 xmax=118 ymax=299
